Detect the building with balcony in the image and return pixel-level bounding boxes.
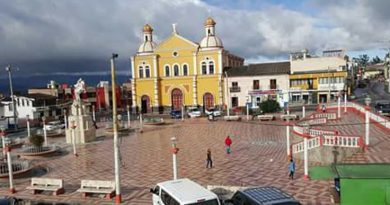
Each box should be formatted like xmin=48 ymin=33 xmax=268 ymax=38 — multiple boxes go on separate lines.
xmin=289 ymin=49 xmax=348 ymax=104
xmin=224 ymin=62 xmax=290 ymax=108
xmin=131 ymin=17 xmax=244 ymax=113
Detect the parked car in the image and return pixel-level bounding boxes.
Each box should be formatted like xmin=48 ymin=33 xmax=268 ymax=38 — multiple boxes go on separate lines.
xmin=374 ymin=100 xmax=390 ymax=116
xmin=224 ymin=187 xmax=300 ymax=205
xmin=187 ymin=107 xmax=201 ymax=118
xmin=205 ymin=107 xmax=221 ymax=117
xmin=170 ymin=110 xmax=182 ymax=119
xmin=151 ymin=178 xmax=221 ymax=205
xmin=44 ymin=121 xmax=65 ymax=131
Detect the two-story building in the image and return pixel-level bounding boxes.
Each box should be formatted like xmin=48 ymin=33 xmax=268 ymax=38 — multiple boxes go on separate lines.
xmin=289 ymin=49 xmax=348 ymax=104
xmin=131 ymin=17 xmax=244 ymax=113
xmin=224 ymin=62 xmax=290 ymax=108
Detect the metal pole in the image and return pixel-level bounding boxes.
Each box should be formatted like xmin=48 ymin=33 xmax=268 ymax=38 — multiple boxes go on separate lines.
xmin=286 ymin=122 xmax=290 ymax=156
xmin=64 ymin=110 xmax=68 ymax=130
xmin=92 ymin=105 xmax=96 ymax=122
xmin=328 ymin=66 xmax=331 ymax=103
xmin=6 ymin=146 xmax=16 ymax=193
xmin=337 ymin=95 xmax=341 ymax=118
xmin=1 ymin=130 xmax=5 ymax=157
xmin=71 ymin=124 xmax=77 ymax=156
xmin=43 ymin=118 xmax=47 ymax=146
xmin=6 ymin=66 xmax=17 ymax=131
xmin=171 ymin=137 xmax=178 ymax=180
xmin=344 ymin=93 xmax=347 ymax=113
xmin=111 ymin=54 xmax=121 ymax=204
xmin=140 ymin=113 xmax=143 ymax=132
xmin=127 ymin=105 xmax=131 ymax=129
xmin=225 ymin=72 xmax=230 ymax=117
xmin=302 ymin=106 xmax=305 ymax=118
xmin=365 ymin=108 xmax=370 ymax=146
xmin=181 ymin=105 xmax=184 ymax=121
xmin=26 ymin=116 xmax=31 ymax=138
xmin=246 ymin=101 xmax=249 ymax=121
xmin=303 ymin=137 xmax=309 ymax=180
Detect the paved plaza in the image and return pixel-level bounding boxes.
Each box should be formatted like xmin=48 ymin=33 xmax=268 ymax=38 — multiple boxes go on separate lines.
xmin=1 ymin=111 xmax=389 ymax=204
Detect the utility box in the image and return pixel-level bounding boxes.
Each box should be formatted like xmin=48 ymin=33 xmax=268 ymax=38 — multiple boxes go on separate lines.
xmin=335 ymin=164 xmax=390 ymax=205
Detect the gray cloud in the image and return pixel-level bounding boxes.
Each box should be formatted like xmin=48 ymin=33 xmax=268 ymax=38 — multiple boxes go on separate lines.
xmin=0 ymin=0 xmax=389 ymax=75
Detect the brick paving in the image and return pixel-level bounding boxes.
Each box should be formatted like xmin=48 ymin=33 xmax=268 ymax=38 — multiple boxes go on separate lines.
xmin=0 ymin=111 xmax=389 ymax=204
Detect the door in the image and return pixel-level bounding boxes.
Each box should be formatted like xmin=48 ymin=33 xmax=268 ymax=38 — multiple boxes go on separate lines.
xmin=141 ymin=95 xmax=150 ymax=113
xmin=203 ymin=93 xmax=214 ymax=110
xmin=171 ymin=89 xmax=183 ymax=111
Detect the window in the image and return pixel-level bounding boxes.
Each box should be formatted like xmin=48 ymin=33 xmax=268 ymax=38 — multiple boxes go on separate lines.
xmin=172 ymin=51 xmax=178 ymax=57
xmin=256 ymin=97 xmax=261 ymax=107
xmin=165 ymin=65 xmax=170 ymax=77
xmin=231 ymin=97 xmax=239 ymax=107
xmin=253 ymin=80 xmax=259 ymax=90
xmin=202 ymin=62 xmax=207 ymax=74
xmin=270 ymin=79 xmax=277 ymax=89
xmin=145 ymin=36 xmax=148 ymax=41
xmin=183 ymin=64 xmax=188 ymax=76
xmin=22 ymin=99 xmax=25 ymax=107
xmin=232 ymin=82 xmax=238 ymax=87
xmin=209 ymin=61 xmax=214 ymax=74
xmin=161 ymin=189 xmax=179 ymax=205
xmin=174 ymin=65 xmax=179 ymax=76
xmin=27 ymin=100 xmax=30 ymax=106
xmin=8 ymin=104 xmax=12 ymax=111
xmin=17 ymin=99 xmax=20 ymax=106
xmin=145 ymin=66 xmax=150 ymax=78
xmin=138 ymin=67 xmax=143 ymax=78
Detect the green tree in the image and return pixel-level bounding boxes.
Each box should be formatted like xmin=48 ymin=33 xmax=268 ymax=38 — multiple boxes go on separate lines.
xmin=358 ymin=54 xmax=370 ymax=67
xmin=29 ymin=135 xmax=44 ymax=147
xmin=371 ymin=56 xmax=382 ymax=64
xmin=260 ymin=100 xmax=281 ymax=113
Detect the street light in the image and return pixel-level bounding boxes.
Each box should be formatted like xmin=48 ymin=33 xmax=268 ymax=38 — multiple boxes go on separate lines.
xmin=5 ymin=65 xmax=18 ymax=131
xmin=364 ymin=96 xmax=371 ymax=147
xmin=110 ymin=53 xmax=121 ymax=204
xmin=26 ymin=115 xmax=31 ymax=138
xmin=42 ymin=116 xmax=47 ymax=146
xmin=126 ymin=105 xmax=131 ymax=129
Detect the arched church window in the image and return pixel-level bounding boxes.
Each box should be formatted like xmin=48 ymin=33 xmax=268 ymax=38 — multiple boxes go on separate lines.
xmin=145 ymin=36 xmax=148 ymax=41
xmin=174 ymin=65 xmax=179 ymax=76
xmin=183 ymin=64 xmax=188 ymax=76
xmin=165 ymin=65 xmax=170 ymax=77
xmin=138 ymin=66 xmax=144 ymax=78
xmin=145 ymin=66 xmax=150 ymax=78
xmin=209 ymin=61 xmax=214 ymax=74
xmin=202 ymin=62 xmax=207 ymax=75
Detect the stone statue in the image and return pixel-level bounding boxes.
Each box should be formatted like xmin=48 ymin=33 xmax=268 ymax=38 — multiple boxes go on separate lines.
xmin=74 ymin=78 xmax=86 ymax=102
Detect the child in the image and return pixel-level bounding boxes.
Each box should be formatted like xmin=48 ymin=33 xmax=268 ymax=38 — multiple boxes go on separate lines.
xmin=288 ymin=158 xmax=296 ymax=180
xmin=206 ymin=149 xmax=213 ymax=168
xmin=225 ymin=136 xmax=232 ymax=154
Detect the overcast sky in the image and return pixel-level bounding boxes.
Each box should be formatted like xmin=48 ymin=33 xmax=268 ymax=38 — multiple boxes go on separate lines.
xmin=1 ymin=0 xmax=390 ymax=76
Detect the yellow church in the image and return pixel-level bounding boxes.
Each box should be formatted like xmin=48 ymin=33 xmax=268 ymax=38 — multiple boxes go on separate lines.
xmin=131 ymin=17 xmax=244 ymax=113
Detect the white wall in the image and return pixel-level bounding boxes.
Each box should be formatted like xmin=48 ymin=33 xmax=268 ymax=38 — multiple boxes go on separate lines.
xmin=225 ymin=75 xmax=289 ymax=107
xmin=291 ymin=56 xmax=346 ymax=74
xmin=2 ymin=96 xmax=36 ymax=120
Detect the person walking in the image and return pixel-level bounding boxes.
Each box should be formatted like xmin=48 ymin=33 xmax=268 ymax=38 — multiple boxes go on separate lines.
xmin=225 ymin=135 xmax=232 ymax=154
xmin=288 ymin=158 xmax=296 ymax=180
xmin=322 ymin=104 xmax=327 ymax=113
xmin=206 ymin=149 xmax=213 ymax=168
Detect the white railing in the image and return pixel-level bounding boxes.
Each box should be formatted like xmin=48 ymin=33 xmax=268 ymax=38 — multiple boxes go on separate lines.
xmin=322 ymin=135 xmax=362 ymax=148
xmin=306 ymin=117 xmax=327 ymax=125
xmin=292 ymin=137 xmax=321 ymax=154
xmin=293 ymin=125 xmax=306 ymax=135
xmin=310 ymin=112 xmax=337 ymax=120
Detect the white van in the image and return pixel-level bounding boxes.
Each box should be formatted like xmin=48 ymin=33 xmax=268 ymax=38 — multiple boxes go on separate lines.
xmin=150 ymin=178 xmax=221 ymax=205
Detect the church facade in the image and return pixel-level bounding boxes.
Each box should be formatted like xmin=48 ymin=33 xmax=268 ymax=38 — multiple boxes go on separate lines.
xmin=131 ymin=17 xmax=244 ymax=113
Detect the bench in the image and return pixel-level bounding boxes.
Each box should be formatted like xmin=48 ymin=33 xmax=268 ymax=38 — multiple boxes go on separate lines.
xmin=281 ymin=114 xmax=299 ymax=121
xmin=257 ymin=115 xmax=275 ymax=121
xmin=26 ymin=177 xmax=64 ymax=195
xmin=77 ymin=180 xmax=116 ymax=199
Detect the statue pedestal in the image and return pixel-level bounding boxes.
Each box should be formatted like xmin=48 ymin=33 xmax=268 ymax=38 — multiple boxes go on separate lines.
xmin=65 ymin=101 xmax=96 ymax=144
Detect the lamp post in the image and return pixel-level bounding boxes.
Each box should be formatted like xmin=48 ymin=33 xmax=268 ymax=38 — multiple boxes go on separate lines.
xmin=110 ymin=53 xmax=121 ymax=204
xmin=139 ymin=112 xmax=143 ymax=133
xmin=1 ymin=128 xmax=6 ymax=157
xmin=5 ymin=65 xmax=18 ymax=131
xmin=126 ymin=105 xmax=131 ymax=129
xmin=224 ymin=71 xmax=230 ymax=117
xmin=26 ymin=115 xmax=31 ymax=138
xmin=63 ymin=109 xmax=68 ymax=130
xmin=365 ymin=96 xmax=371 ymax=146
xmin=344 ymin=93 xmax=347 ymax=113
xmin=5 ymin=145 xmax=15 ymax=193
xmin=92 ymin=105 xmax=96 ymax=122
xmin=246 ymin=96 xmax=249 ymax=121
xmin=71 ymin=120 xmax=77 ymax=157
xmin=42 ymin=116 xmax=47 ymax=146
xmin=171 ymin=136 xmax=179 ymax=180
xmin=337 ymin=94 xmax=341 ymax=118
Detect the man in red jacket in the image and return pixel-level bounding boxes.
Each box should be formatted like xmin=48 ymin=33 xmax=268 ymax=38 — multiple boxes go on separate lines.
xmin=225 ymin=135 xmax=232 ymax=154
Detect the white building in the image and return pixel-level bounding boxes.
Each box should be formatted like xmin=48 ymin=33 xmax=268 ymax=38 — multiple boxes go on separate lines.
xmin=225 ymin=62 xmax=290 ymax=108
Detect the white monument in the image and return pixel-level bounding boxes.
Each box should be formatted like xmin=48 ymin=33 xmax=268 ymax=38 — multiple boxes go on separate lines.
xmin=65 ymin=79 xmax=96 ymax=144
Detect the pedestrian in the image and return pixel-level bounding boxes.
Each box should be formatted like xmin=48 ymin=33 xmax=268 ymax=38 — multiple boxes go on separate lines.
xmin=206 ymin=149 xmax=213 ymax=168
xmin=225 ymin=135 xmax=232 ymax=154
xmin=322 ymin=104 xmax=326 ymax=113
xmin=288 ymin=158 xmax=296 ymax=180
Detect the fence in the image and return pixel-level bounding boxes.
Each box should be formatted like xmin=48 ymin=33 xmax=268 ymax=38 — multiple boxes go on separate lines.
xmin=291 ymin=137 xmax=321 ymax=154
xmin=322 ymin=135 xmax=363 ymax=148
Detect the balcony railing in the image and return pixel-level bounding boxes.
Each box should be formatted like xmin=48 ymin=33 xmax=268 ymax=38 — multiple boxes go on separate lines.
xmin=230 ymin=86 xmax=241 ymax=93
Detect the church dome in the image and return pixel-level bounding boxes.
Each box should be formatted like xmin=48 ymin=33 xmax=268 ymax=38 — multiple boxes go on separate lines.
xmin=143 ymin=24 xmax=153 ymax=32
xmin=138 ymin=41 xmax=157 ymax=54
xmin=204 ymin=17 xmax=216 ymax=26
xmin=200 ymin=36 xmax=223 ymax=48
